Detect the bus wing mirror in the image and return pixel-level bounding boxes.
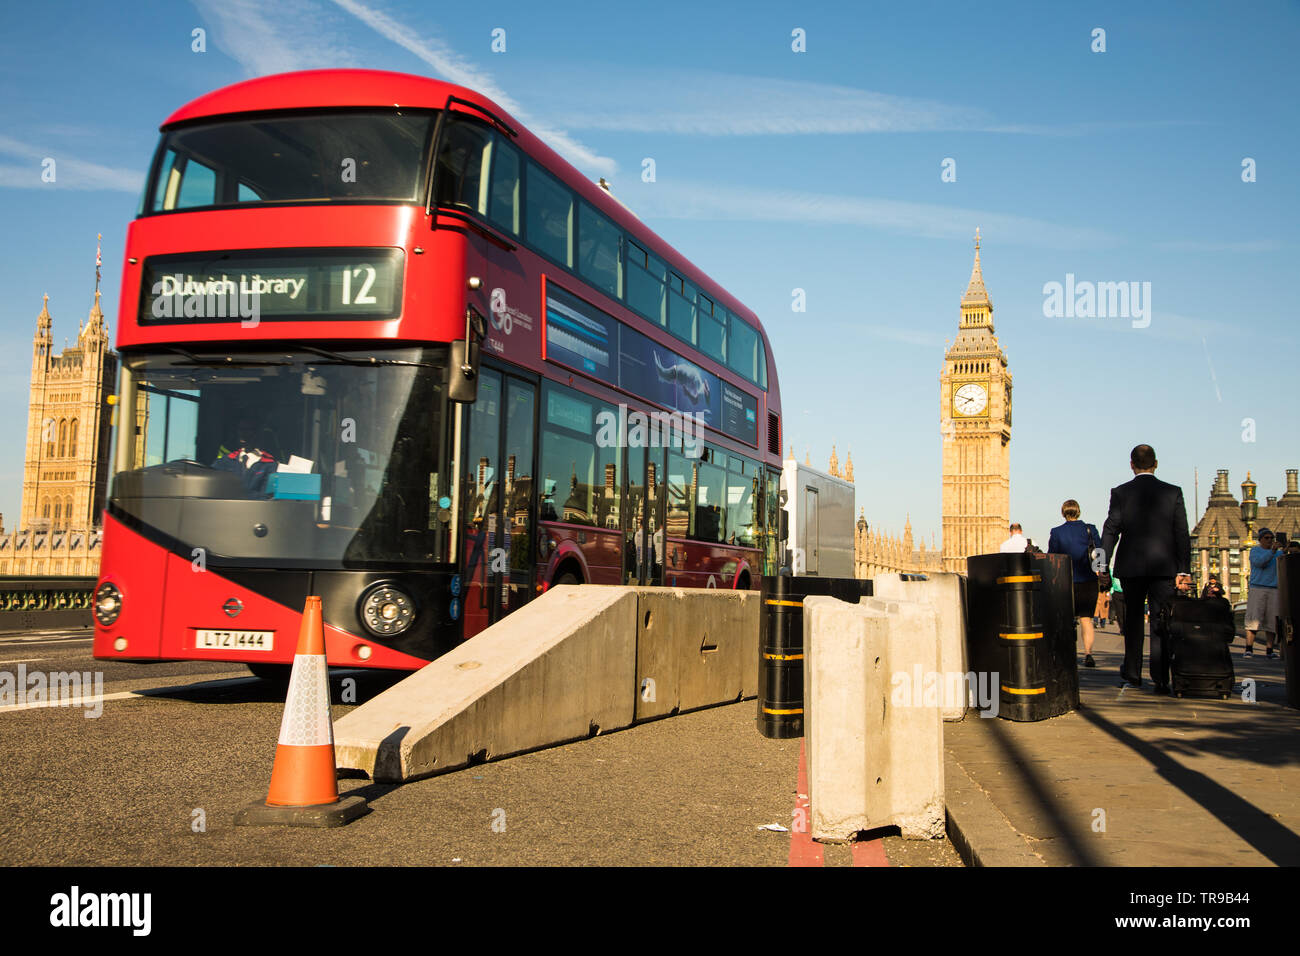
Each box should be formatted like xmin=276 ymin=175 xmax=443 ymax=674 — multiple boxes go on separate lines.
xmin=779 ymin=508 xmax=788 ymax=547
xmin=448 ymin=339 xmax=479 ymax=403
xmin=449 ymin=305 xmax=486 ymax=404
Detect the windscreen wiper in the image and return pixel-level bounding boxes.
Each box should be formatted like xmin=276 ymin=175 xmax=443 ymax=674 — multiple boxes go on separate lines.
xmin=299 ymin=345 xmax=439 ymax=369
xmin=159 ymin=346 xmax=292 ymax=367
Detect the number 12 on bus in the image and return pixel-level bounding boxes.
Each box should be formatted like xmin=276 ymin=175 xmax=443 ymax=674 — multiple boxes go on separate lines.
xmin=92 ymin=70 xmax=785 ymax=675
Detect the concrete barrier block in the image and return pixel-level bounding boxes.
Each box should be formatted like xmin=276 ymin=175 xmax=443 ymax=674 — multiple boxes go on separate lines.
xmin=633 ymin=587 xmax=757 ymax=720
xmin=804 ymin=595 xmax=944 ymax=842
xmin=870 ymin=572 xmax=970 ymax=720
xmin=741 ymin=590 xmax=760 ymax=701
xmin=333 ymin=585 xmax=637 ymax=782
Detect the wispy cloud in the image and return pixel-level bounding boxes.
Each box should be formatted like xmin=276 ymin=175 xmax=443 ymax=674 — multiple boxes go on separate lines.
xmin=1032 ymin=306 xmax=1240 ymax=343
xmin=550 ymin=70 xmax=983 ymax=135
xmin=194 ymin=0 xmax=617 ymax=177
xmin=192 ymin=0 xmax=359 ymax=76
xmin=840 ymin=323 xmax=944 ymax=349
xmin=620 ymin=178 xmax=1114 ymax=248
xmin=0 ymin=134 xmax=141 ymax=192
xmin=1150 ymin=310 xmax=1239 ymax=340
xmin=539 ymin=68 xmax=1198 ymax=138
xmin=328 ymin=0 xmax=616 ymax=177
xmin=1156 ymin=239 xmax=1283 ymax=253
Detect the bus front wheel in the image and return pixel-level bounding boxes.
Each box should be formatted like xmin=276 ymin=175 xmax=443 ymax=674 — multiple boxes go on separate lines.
xmin=554 ymin=572 xmax=581 ymax=587
xmin=246 ymin=663 xmax=292 ymax=682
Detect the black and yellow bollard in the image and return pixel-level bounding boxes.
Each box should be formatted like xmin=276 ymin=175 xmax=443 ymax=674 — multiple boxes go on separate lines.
xmin=758 ymin=575 xmax=873 ymax=738
xmin=966 ymin=551 xmax=1078 ymax=721
xmin=1279 ymin=552 xmax=1299 ymax=711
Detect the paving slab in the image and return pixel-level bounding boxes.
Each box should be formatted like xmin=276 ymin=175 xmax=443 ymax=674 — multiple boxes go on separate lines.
xmin=944 ymin=622 xmax=1300 ymax=866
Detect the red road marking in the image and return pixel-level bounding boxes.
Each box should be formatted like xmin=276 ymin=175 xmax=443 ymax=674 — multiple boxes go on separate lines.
xmin=788 ymin=739 xmax=823 ymax=867
xmin=851 ymin=836 xmax=890 ymax=867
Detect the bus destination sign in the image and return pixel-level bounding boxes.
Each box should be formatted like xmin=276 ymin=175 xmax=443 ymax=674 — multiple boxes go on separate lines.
xmin=140 ymin=248 xmax=404 ymax=324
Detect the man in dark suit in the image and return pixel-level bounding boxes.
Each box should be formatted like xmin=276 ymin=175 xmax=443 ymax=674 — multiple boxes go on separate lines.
xmin=1101 ymin=444 xmax=1192 ymax=693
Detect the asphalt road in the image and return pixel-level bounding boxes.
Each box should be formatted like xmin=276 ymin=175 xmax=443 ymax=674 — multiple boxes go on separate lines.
xmin=0 ymin=629 xmax=960 ymax=867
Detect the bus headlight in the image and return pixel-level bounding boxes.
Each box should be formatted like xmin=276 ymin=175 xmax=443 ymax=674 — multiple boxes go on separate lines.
xmin=359 ymin=583 xmax=415 ymax=638
xmin=94 ymin=582 xmax=123 ymax=626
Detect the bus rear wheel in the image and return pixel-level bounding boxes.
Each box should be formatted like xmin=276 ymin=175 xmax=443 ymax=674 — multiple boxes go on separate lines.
xmin=555 ymin=572 xmax=581 ymax=587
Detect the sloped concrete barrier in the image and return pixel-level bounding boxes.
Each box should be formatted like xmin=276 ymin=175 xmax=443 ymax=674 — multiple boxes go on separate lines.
xmin=803 ymin=596 xmax=945 ymax=842
xmin=870 ymin=572 xmax=969 ymax=721
xmin=334 ymin=585 xmax=758 ymax=782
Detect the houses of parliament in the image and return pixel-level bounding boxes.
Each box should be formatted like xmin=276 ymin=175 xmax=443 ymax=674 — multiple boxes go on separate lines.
xmin=0 ymin=280 xmax=116 ymax=577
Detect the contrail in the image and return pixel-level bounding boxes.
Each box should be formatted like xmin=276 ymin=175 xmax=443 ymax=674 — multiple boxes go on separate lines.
xmin=1201 ymin=337 xmax=1222 ymax=403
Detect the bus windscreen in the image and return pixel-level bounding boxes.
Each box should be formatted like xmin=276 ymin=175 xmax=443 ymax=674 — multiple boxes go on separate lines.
xmin=146 ymin=112 xmax=433 ymax=213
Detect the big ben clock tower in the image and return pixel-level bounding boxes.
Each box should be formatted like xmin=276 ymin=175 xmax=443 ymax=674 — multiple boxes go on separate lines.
xmin=940 ymin=229 xmax=1012 ymax=571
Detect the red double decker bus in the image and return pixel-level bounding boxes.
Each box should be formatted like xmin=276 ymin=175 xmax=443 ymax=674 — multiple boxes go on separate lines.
xmin=92 ymin=70 xmax=784 ymax=674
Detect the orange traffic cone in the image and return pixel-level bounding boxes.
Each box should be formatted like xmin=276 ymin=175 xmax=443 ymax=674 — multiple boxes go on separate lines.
xmin=235 ymin=596 xmax=367 ymax=827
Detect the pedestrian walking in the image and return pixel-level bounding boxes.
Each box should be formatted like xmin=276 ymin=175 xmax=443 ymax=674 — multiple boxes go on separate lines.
xmin=1100 ymin=444 xmax=1192 ymax=693
xmin=1244 ymin=528 xmax=1283 ymax=659
xmin=1110 ymin=577 xmax=1125 ymax=631
xmin=1049 ymin=499 xmax=1104 ymax=667
xmin=1094 ymin=588 xmax=1110 ymax=629
xmin=999 ymin=523 xmax=1028 ymax=553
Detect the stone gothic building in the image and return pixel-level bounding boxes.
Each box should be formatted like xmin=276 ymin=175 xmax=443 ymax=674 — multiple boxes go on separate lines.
xmin=854 ymin=510 xmax=944 ymax=579
xmin=1191 ymin=468 xmax=1300 ymax=603
xmin=0 ymin=290 xmax=116 ymax=576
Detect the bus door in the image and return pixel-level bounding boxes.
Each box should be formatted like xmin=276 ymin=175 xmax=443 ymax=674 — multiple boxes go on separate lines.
xmin=499 ymin=377 xmax=537 ymax=615
xmin=461 ymin=368 xmax=500 ymax=638
xmin=461 ymin=369 xmax=537 ymax=635
xmin=646 ymin=445 xmax=667 ymax=586
xmin=622 ymin=444 xmax=646 ymax=585
xmin=622 ymin=444 xmax=667 ymax=586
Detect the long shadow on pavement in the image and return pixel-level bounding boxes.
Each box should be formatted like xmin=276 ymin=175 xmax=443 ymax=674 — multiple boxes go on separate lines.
xmin=982 ymin=717 xmax=1104 ymax=866
xmin=1074 ymin=705 xmax=1300 ymax=865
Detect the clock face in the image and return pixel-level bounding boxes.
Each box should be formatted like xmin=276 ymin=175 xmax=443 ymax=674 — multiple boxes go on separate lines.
xmin=953 ymin=383 xmax=989 ymax=417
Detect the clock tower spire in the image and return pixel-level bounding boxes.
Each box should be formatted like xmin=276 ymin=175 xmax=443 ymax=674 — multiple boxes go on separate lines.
xmin=940 ymin=230 xmax=1012 ymax=572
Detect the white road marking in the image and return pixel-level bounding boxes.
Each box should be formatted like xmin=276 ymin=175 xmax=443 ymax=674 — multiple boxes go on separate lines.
xmin=0 ymin=637 xmax=93 ymax=646
xmin=0 ymin=675 xmax=257 ymax=714
xmin=0 ymin=668 xmax=373 ymax=714
xmin=0 ymin=658 xmax=45 ymax=665
xmin=0 ymin=690 xmax=135 ymax=713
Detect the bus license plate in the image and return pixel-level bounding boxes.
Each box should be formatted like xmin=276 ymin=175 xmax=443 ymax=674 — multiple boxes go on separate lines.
xmin=195 ymin=629 xmax=275 ymax=651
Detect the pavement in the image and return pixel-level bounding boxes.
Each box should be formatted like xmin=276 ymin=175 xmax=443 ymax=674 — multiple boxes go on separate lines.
xmin=944 ymin=620 xmax=1300 ymax=866
xmin=7 ymin=620 xmax=1297 ymax=867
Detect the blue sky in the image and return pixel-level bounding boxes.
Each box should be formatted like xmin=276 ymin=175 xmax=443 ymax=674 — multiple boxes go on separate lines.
xmin=0 ymin=0 xmax=1296 ymax=547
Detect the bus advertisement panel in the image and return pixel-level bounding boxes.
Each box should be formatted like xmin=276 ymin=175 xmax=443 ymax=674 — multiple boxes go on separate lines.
xmin=545 ymin=284 xmax=759 ymax=447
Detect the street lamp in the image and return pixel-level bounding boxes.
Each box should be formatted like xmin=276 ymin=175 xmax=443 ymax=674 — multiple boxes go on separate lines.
xmin=1240 ymin=472 xmax=1258 ymax=603
xmin=1189 ymin=533 xmax=1200 ymax=590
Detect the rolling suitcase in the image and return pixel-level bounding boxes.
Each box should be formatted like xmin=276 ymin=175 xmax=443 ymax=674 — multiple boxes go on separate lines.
xmin=1164 ymin=594 xmax=1235 ymax=699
